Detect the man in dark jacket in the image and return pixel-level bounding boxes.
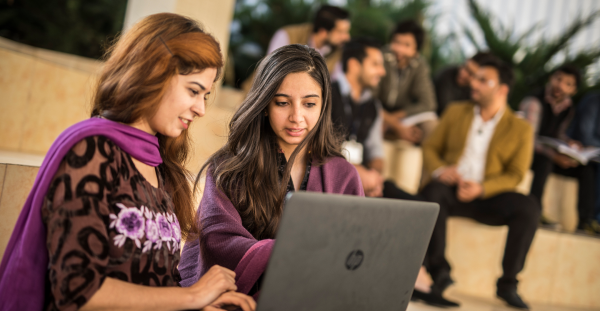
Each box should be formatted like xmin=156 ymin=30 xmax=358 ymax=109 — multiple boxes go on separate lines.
xmin=331 ymin=37 xmax=419 ymax=201
xmin=566 ymin=91 xmax=600 ymax=233
xmin=519 ymin=65 xmax=597 ymax=232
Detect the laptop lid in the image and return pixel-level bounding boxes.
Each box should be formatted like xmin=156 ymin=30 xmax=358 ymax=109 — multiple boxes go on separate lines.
xmin=257 ymin=192 xmax=439 ymax=310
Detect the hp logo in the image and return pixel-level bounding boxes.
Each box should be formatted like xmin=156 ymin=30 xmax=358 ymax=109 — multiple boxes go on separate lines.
xmin=345 ymin=249 xmax=364 ymax=270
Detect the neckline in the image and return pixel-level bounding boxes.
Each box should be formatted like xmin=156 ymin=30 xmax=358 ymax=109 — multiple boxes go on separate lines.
xmin=126 ymin=152 xmax=162 ymax=191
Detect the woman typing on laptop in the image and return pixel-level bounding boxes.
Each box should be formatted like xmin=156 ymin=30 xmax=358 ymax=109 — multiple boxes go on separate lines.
xmin=179 ymin=44 xmax=364 ymax=296
xmin=0 ymin=13 xmax=254 ymax=311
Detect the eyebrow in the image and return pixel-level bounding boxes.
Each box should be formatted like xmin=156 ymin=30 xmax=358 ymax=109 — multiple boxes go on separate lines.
xmin=191 ymin=82 xmax=206 ymax=90
xmin=274 ymin=93 xmax=320 ymax=99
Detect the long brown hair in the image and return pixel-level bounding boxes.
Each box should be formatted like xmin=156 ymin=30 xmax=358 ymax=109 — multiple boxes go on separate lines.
xmin=198 ymin=44 xmax=343 ymax=240
xmin=92 ymin=13 xmax=223 ymax=239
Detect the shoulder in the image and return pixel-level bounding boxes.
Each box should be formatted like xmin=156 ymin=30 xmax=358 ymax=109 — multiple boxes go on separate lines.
xmin=322 ymin=156 xmax=358 ymax=176
xmin=412 ymin=55 xmax=431 ymax=72
xmin=506 ymin=109 xmax=533 ymax=133
xmin=63 ymin=135 xmax=122 ymax=170
xmin=444 ymin=101 xmax=475 ymax=115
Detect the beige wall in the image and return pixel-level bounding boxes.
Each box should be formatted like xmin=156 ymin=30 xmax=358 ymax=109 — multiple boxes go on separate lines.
xmin=0 ymin=0 xmax=240 ymax=171
xmin=0 ymin=38 xmax=99 ymax=154
xmin=124 ymin=0 xmax=234 ymax=63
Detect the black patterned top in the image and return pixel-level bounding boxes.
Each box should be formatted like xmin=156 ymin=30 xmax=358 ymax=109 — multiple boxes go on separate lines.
xmin=276 ymin=149 xmax=311 ymax=193
xmin=42 ymin=136 xmax=181 ymax=310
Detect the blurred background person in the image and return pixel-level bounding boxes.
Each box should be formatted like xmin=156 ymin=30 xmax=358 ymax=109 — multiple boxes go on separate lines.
xmin=331 ymin=37 xmax=421 ymax=200
xmin=242 ymin=4 xmax=350 ymax=91
xmin=420 ymin=56 xmax=539 ymax=309
xmin=565 ymin=91 xmax=600 ymax=233
xmin=433 ymin=51 xmax=494 ymax=116
xmin=378 ymin=20 xmax=437 ymax=145
xmin=520 ymin=65 xmax=597 ymax=232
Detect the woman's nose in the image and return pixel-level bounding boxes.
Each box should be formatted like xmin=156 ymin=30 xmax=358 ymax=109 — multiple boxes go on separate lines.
xmin=192 ymin=99 xmax=206 ymax=117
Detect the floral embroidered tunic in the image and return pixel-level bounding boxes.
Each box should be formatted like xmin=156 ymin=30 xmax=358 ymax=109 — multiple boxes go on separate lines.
xmin=42 ymin=136 xmax=181 ymax=310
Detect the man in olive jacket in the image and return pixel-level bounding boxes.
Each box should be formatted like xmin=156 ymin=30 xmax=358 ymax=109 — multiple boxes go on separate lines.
xmin=420 ymin=56 xmax=539 ymax=309
xmin=378 ymin=20 xmax=437 ymax=144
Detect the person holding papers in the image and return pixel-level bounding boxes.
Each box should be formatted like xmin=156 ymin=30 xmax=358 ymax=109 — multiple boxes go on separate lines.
xmin=568 ymin=91 xmax=600 ymax=233
xmin=520 ymin=65 xmax=597 ymax=233
xmin=377 ymin=20 xmax=438 ymax=144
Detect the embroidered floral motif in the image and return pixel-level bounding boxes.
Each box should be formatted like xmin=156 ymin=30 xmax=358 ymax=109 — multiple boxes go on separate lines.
xmin=110 ymin=203 xmax=180 ymax=254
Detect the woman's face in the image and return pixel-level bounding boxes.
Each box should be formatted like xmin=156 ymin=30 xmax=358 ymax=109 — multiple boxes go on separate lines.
xmin=267 ymin=72 xmax=323 ymax=153
xmin=146 ymin=68 xmax=218 ymax=137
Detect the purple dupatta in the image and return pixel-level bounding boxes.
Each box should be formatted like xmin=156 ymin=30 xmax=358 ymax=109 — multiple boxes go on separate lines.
xmin=0 ymin=117 xmax=162 ymax=310
xmin=178 ymin=156 xmax=364 ymax=296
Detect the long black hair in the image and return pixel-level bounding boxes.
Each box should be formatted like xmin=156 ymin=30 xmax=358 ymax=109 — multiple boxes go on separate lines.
xmin=197 ymin=44 xmax=343 ymax=240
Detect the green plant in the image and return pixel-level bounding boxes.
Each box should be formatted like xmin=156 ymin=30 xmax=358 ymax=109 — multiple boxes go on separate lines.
xmin=0 ymin=0 xmax=127 ymax=59
xmin=464 ymin=0 xmax=600 ymax=107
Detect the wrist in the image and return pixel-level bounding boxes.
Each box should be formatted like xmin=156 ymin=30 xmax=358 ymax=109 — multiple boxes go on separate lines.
xmin=182 ymin=286 xmax=207 ymax=310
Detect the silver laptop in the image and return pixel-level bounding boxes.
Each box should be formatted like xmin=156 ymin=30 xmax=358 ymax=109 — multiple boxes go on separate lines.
xmin=257 ymin=192 xmax=439 ymax=311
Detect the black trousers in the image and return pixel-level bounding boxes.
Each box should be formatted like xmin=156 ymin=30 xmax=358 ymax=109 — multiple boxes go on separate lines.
xmin=382 ymin=180 xmax=424 ymax=201
xmin=420 ymin=181 xmax=540 ymax=291
xmin=530 ymin=153 xmax=597 ymax=228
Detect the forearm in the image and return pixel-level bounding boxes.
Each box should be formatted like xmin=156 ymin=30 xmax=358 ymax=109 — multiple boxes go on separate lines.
xmin=368 ymin=158 xmax=384 ymax=173
xmin=82 ymin=277 xmax=196 ymax=311
xmin=382 ymin=110 xmax=400 ymax=129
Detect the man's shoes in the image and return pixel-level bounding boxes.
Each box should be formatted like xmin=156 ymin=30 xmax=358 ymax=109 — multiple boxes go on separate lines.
xmin=497 ymin=288 xmax=529 ymax=310
xmin=580 ymin=219 xmax=600 ymax=235
xmin=431 ymin=273 xmax=454 ymax=295
xmin=412 ymin=289 xmax=460 ymax=307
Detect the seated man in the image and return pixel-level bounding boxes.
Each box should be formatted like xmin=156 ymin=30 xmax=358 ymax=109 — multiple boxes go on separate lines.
xmin=330 ymin=37 xmax=419 ymax=200
xmin=378 ymin=20 xmax=437 ymax=144
xmin=520 ymin=65 xmax=597 ymax=231
xmin=566 ymin=91 xmax=600 ymax=233
xmin=242 ymin=5 xmax=350 ymax=91
xmin=420 ymin=56 xmax=540 ymax=309
xmin=434 ymin=51 xmax=494 ymax=116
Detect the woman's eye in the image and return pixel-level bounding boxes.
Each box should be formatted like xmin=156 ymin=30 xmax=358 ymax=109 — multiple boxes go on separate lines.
xmin=189 ymin=89 xmax=199 ymax=96
xmin=276 ymin=102 xmax=288 ymax=106
xmin=305 ymin=103 xmax=316 ymax=108
xmin=204 ymin=94 xmax=210 ymax=101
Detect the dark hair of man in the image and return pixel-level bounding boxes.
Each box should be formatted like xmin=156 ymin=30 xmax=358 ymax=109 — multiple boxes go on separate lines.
xmin=470 ymin=51 xmax=494 ymax=65
xmin=553 ymin=64 xmax=581 ymax=87
xmin=390 ymin=19 xmax=425 ymax=51
xmin=341 ymin=37 xmax=382 ymax=73
xmin=197 ymin=44 xmax=344 ymax=240
xmin=477 ymin=56 xmax=515 ymax=89
xmin=313 ymin=5 xmax=350 ymax=33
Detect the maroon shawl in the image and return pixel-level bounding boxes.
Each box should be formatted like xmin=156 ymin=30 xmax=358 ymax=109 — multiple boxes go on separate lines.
xmin=179 ymin=156 xmax=364 ymax=294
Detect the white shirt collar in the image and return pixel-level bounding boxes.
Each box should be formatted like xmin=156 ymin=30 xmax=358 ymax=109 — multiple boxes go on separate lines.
xmin=473 ymin=104 xmax=505 ymax=125
xmin=337 ymin=73 xmax=373 ymax=104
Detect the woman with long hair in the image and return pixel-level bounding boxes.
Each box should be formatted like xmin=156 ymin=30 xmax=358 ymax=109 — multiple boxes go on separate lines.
xmin=0 ymin=13 xmax=254 ymax=311
xmin=179 ymin=44 xmax=364 ymax=295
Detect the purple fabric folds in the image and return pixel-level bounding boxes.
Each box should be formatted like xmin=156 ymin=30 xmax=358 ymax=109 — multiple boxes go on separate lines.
xmin=179 ymin=156 xmax=364 ymax=295
xmin=0 ymin=117 xmax=162 ymax=310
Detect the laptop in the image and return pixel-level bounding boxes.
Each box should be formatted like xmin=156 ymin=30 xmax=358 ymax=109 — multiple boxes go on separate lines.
xmin=257 ymin=192 xmax=439 ymax=310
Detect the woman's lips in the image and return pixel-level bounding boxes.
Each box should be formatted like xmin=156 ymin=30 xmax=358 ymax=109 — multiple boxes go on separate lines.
xmin=285 ymin=128 xmax=305 ymax=137
xmin=179 ymin=117 xmax=189 ymax=130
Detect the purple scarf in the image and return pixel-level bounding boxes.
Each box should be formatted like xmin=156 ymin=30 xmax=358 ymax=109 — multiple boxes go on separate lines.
xmin=0 ymin=117 xmax=162 ymax=310
xmin=178 ymin=156 xmax=364 ymax=296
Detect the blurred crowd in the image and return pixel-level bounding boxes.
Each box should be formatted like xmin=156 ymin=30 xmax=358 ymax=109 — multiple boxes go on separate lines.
xmin=258 ymin=5 xmax=600 ymax=309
